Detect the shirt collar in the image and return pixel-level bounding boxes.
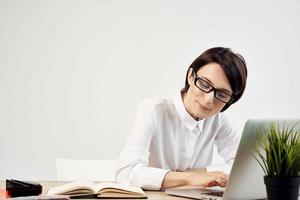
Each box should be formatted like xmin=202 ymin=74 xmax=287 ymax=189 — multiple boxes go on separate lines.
xmin=174 ymin=92 xmax=204 ymax=132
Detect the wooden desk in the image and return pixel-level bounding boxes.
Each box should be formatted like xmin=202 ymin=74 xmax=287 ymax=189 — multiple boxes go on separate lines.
xmin=3 ymin=181 xmax=299 ymax=200
xmin=0 ymin=181 xmax=187 ymax=200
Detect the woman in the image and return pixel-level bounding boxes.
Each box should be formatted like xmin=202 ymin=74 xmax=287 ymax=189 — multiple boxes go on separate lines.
xmin=115 ymin=47 xmax=248 ymax=190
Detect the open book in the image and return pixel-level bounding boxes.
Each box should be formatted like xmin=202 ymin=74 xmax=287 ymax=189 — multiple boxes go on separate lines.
xmin=47 ymin=182 xmax=147 ymax=199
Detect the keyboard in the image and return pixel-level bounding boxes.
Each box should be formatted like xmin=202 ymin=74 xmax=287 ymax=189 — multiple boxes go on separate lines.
xmin=202 ymin=191 xmax=224 ymax=197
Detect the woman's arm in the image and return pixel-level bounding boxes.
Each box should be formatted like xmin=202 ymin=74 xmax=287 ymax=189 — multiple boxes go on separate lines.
xmin=116 ymin=100 xmax=169 ymax=190
xmin=186 ymin=168 xmax=207 ymax=173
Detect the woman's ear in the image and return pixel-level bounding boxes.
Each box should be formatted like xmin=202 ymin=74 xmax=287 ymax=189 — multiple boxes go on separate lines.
xmin=187 ymin=68 xmax=194 ymax=86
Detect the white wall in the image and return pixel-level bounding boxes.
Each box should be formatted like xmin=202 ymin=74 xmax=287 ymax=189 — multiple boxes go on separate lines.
xmin=0 ymin=0 xmax=299 ymax=180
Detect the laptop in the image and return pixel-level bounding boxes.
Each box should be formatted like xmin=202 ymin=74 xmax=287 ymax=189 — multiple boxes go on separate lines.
xmin=166 ymin=119 xmax=300 ymax=200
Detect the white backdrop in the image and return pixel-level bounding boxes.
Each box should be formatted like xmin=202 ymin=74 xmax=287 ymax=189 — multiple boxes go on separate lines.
xmin=0 ymin=0 xmax=300 ymax=180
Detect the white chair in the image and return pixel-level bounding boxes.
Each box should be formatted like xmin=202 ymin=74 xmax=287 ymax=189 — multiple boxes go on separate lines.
xmin=55 ymin=158 xmax=118 ymax=181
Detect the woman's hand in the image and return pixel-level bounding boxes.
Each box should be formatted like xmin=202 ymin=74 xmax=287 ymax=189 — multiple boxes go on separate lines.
xmin=161 ymin=170 xmax=228 ymax=189
xmin=186 ymin=171 xmax=228 ymax=188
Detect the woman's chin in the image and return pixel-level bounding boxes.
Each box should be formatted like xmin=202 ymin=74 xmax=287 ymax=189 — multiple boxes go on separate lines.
xmin=195 ymin=107 xmax=214 ymax=119
xmin=196 ymin=113 xmax=209 ymax=120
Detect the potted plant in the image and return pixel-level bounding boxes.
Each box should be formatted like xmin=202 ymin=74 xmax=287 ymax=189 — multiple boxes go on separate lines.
xmin=253 ymin=121 xmax=300 ymax=200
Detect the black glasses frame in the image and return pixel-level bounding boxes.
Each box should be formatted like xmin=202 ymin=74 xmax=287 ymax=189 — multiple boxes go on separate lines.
xmin=193 ymin=74 xmax=234 ymax=103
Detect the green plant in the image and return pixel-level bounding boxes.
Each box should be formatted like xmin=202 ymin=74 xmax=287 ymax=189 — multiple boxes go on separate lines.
xmin=253 ymin=121 xmax=300 ymax=177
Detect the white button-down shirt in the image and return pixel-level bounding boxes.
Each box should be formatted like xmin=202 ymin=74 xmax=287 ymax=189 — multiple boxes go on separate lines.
xmin=116 ymin=92 xmax=239 ymax=190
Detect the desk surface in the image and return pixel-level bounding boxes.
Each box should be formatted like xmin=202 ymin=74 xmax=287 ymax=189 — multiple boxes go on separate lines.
xmin=0 ymin=181 xmax=187 ymax=200
xmin=2 ymin=181 xmax=299 ymax=200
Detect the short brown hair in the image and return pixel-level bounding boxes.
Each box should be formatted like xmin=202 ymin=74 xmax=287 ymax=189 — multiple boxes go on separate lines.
xmin=182 ymin=47 xmax=248 ymax=112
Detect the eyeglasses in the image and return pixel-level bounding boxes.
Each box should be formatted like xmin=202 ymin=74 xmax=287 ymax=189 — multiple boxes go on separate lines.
xmin=193 ymin=74 xmax=234 ymax=103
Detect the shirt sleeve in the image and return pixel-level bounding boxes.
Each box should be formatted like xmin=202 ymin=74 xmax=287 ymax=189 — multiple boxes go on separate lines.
xmin=206 ymin=114 xmax=240 ymax=174
xmin=115 ymin=100 xmax=169 ymax=190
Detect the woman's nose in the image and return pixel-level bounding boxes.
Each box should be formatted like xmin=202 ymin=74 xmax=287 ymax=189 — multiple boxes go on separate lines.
xmin=203 ymin=91 xmax=214 ymax=104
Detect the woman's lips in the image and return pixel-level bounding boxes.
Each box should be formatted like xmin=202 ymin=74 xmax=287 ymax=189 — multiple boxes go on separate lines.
xmin=197 ymin=102 xmax=212 ymax=111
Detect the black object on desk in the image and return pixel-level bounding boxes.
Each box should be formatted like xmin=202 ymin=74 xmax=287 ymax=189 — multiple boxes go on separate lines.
xmin=6 ymin=179 xmax=42 ymax=197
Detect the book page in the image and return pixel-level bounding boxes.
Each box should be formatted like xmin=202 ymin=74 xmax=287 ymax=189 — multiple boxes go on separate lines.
xmin=98 ymin=192 xmax=146 ymax=198
xmin=93 ymin=182 xmax=145 ymax=195
xmin=47 ymin=182 xmax=96 ymax=195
